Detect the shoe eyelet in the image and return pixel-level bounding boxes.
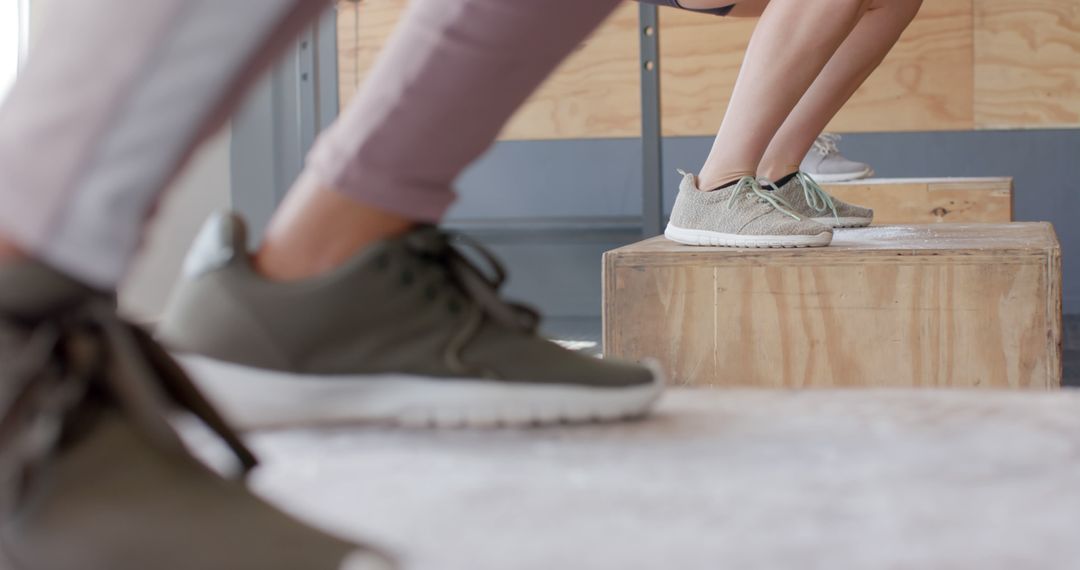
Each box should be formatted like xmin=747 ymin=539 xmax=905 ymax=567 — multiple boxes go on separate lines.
xmin=375 ymin=253 xmax=391 ymax=271
xmin=424 ymin=285 xmax=437 ymax=301
xmin=401 ymin=269 xmax=415 ymax=286
xmin=447 ymin=299 xmax=462 ymax=315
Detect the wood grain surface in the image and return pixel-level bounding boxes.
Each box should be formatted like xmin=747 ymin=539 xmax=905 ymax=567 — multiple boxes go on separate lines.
xmin=337 ymin=1 xmax=360 ymax=106
xmin=604 ymin=223 xmax=1061 ymax=389
xmin=659 ymin=0 xmax=975 ymax=136
xmin=975 ymin=0 xmax=1080 ymax=127
xmin=822 ymin=177 xmax=1012 ymax=224
xmin=338 ymin=0 xmax=1080 ymax=137
xmin=335 ymin=1 xmax=640 ymax=140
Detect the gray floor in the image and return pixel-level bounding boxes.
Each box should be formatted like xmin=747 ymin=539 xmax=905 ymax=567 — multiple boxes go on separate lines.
xmin=546 ymin=316 xmax=1080 ymax=388
xmin=232 ymin=390 xmax=1080 ymax=570
xmin=177 ymin=320 xmax=1080 ymax=570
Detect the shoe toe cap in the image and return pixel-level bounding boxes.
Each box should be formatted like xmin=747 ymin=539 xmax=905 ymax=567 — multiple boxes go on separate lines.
xmin=818 ymin=158 xmax=871 ymax=175
xmin=838 ymin=204 xmax=874 ymax=219
xmin=566 ymin=349 xmax=663 ymax=389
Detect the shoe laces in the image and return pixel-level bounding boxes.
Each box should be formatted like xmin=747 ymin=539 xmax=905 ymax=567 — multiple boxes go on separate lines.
xmin=0 ymin=297 xmax=257 ymax=511
xmin=812 ymin=133 xmax=841 ymax=157
xmin=722 ymin=175 xmax=802 ymax=221
xmin=763 ymin=172 xmax=840 ymax=224
xmin=403 ymin=227 xmax=541 ymax=377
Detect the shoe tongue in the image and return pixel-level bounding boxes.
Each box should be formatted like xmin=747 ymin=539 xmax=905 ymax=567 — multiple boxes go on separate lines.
xmin=0 ymin=261 xmax=106 ymax=320
xmin=771 ymin=171 xmax=800 ymax=189
xmin=182 ymin=211 xmax=248 ymax=280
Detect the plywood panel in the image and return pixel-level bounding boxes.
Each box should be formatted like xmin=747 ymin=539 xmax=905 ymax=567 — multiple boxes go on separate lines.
xmin=659 ymin=0 xmax=975 ymax=136
xmin=501 ymin=4 xmax=641 ymax=140
xmin=340 ymin=0 xmax=405 ymax=105
xmin=975 ymin=0 xmax=1080 ymax=128
xmin=605 ymin=224 xmax=1061 ymax=389
xmin=604 ymin=263 xmax=715 ymax=387
xmin=822 ymin=177 xmax=1012 ymax=224
xmin=336 ymin=1 xmax=640 ymax=140
xmin=339 ymin=0 xmax=1080 ymax=138
xmin=337 ymin=1 xmax=360 ymax=106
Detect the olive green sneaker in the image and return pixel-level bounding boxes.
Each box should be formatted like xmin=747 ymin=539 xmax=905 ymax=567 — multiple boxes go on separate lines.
xmin=0 ymin=262 xmax=394 ymax=570
xmin=157 ymin=212 xmax=662 ymax=430
xmin=763 ymin=171 xmax=874 ymax=228
xmin=664 ymin=171 xmax=833 ymax=248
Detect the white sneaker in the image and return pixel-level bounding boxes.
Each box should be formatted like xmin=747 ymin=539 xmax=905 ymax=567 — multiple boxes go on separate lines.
xmin=800 ymin=133 xmax=874 ymax=183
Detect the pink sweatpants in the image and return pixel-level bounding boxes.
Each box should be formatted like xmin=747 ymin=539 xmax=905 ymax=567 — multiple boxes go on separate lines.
xmin=0 ymin=0 xmax=620 ymax=289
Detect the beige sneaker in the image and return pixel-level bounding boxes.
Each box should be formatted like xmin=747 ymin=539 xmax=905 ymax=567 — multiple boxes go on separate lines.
xmin=800 ymin=133 xmax=874 ymax=182
xmin=664 ymin=171 xmax=832 ymax=248
xmin=763 ymin=171 xmax=873 ymax=228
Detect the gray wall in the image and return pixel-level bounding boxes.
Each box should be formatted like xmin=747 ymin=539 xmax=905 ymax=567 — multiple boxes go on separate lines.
xmin=121 ymin=132 xmax=232 ymax=322
xmin=453 ymin=129 xmax=1078 ymax=317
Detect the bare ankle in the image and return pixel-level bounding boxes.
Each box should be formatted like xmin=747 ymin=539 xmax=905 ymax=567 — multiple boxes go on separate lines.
xmin=758 ymin=162 xmax=802 ymax=183
xmin=0 ymin=234 xmax=27 ymax=264
xmin=254 ymin=175 xmax=417 ymax=282
xmin=697 ymin=170 xmax=755 ymax=191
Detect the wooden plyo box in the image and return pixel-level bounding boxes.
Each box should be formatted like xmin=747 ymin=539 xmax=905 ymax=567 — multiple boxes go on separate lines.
xmin=603 ymin=223 xmax=1061 ymax=389
xmin=821 ymin=177 xmax=1012 ymax=224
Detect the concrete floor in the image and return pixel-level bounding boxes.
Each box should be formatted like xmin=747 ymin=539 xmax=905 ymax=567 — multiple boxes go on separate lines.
xmin=196 ymin=390 xmax=1080 ymax=570
xmin=177 ymin=318 xmax=1080 ymax=569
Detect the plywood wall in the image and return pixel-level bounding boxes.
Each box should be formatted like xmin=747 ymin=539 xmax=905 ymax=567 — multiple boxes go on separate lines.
xmin=336 ymin=0 xmax=640 ymax=140
xmin=974 ymin=0 xmax=1080 ymax=127
xmin=338 ymin=0 xmax=1080 ymax=140
xmin=660 ymin=0 xmax=974 ymax=135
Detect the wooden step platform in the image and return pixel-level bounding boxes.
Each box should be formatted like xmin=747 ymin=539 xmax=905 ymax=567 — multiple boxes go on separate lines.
xmin=603 ymin=223 xmax=1061 ymax=389
xmin=821 ymin=177 xmax=1012 ymax=224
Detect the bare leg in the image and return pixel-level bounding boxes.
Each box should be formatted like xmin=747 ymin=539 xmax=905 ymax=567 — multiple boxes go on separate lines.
xmin=255 ymin=0 xmax=622 ymax=281
xmin=0 ymin=239 xmax=24 ymax=262
xmin=696 ymin=0 xmax=869 ymax=190
xmin=758 ymin=0 xmax=923 ymax=180
xmin=255 ymin=173 xmax=415 ymax=281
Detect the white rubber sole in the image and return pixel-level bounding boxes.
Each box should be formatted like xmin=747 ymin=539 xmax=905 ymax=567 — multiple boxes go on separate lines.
xmin=664 ymin=224 xmax=832 ymax=248
xmin=804 ymin=167 xmax=874 ymax=183
xmin=341 ymin=550 xmax=397 ymax=570
xmin=812 ymin=216 xmax=873 ymax=229
xmin=176 ymin=354 xmax=665 ymax=430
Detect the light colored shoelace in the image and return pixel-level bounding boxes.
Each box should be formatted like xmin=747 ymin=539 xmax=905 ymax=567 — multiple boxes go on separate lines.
xmin=724 ymin=175 xmax=802 ymax=221
xmin=765 ymin=172 xmax=840 ymax=223
xmin=812 ymin=133 xmax=841 ymax=157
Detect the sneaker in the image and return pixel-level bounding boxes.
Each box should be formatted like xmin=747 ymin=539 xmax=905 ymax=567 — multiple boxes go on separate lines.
xmin=763 ymin=171 xmax=874 ymax=228
xmin=800 ymin=133 xmax=874 ymax=182
xmin=0 ymin=261 xmax=394 ymax=570
xmin=664 ymin=171 xmax=833 ymax=248
xmin=157 ymin=212 xmax=663 ymax=430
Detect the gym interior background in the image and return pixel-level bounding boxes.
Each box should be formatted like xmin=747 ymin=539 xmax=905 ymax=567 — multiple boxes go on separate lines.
xmin=12 ymin=1 xmax=1078 ymax=383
